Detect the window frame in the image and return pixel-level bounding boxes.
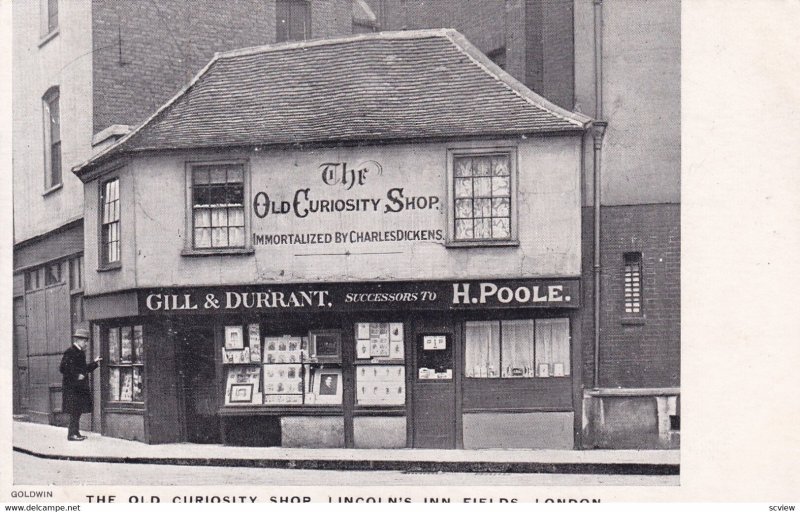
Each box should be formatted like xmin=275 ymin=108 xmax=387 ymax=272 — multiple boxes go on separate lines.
xmin=42 ymin=87 xmax=62 ymax=192
xmin=622 ymin=251 xmax=644 ymax=318
xmin=276 ymin=0 xmax=312 ymax=43
xmin=99 ymin=176 xmax=122 ymax=269
xmin=183 ymin=159 xmax=253 ymax=256
xmin=446 ymin=146 xmax=519 ymax=247
xmin=39 ymin=0 xmax=59 ymax=43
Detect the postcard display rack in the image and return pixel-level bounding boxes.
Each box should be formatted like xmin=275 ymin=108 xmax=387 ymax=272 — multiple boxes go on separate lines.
xmin=355 ymin=322 xmax=406 ymax=406
xmin=221 ymin=324 xmax=344 ymax=406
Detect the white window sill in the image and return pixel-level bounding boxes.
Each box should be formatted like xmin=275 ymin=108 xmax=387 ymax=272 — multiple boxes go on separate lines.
xmin=445 ymin=239 xmax=519 ymax=249
xmin=620 ymin=316 xmax=646 ymax=326
xmin=182 ymin=247 xmax=255 ymax=257
xmin=42 ymin=183 xmax=63 ymax=197
xmin=38 ymin=28 xmax=60 ymax=48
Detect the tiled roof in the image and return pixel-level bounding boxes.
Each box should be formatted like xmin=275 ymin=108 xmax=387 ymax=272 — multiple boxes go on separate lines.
xmin=75 ymin=29 xmax=590 ymax=177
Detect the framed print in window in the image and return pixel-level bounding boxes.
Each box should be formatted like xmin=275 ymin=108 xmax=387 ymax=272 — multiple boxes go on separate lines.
xmin=229 ymin=383 xmax=254 ymax=403
xmin=312 ymin=368 xmax=342 ymax=405
xmin=225 ymin=325 xmax=244 ymax=350
xmin=308 ymin=329 xmax=341 ymax=362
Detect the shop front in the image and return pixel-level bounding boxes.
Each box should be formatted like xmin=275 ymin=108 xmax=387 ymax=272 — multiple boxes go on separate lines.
xmin=88 ymin=278 xmax=579 ymax=448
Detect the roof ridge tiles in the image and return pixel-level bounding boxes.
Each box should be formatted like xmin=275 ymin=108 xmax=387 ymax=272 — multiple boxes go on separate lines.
xmin=214 ymin=28 xmax=459 ymax=60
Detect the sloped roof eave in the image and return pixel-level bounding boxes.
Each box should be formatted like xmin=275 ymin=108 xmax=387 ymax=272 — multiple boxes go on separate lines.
xmin=79 ymin=126 xmax=588 ymax=174
xmin=73 ymin=29 xmax=593 ymax=180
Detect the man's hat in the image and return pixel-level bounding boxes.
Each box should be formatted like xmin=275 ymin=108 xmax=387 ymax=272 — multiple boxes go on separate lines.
xmin=73 ymin=328 xmax=90 ymax=339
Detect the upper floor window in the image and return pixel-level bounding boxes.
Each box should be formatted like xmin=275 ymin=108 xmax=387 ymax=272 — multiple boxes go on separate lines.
xmin=276 ymin=0 xmax=311 ymax=42
xmin=623 ymin=252 xmax=643 ymax=315
xmin=191 ymin=164 xmax=245 ymax=249
xmin=41 ymin=0 xmax=58 ymax=36
xmin=448 ymin=149 xmax=516 ymax=244
xmin=101 ymin=178 xmax=121 ymax=265
xmin=42 ymin=87 xmax=61 ymax=190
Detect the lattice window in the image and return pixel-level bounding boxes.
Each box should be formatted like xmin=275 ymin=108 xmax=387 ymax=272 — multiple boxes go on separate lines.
xmin=453 ymin=154 xmax=512 ymax=241
xmin=624 ymin=252 xmax=643 ymax=314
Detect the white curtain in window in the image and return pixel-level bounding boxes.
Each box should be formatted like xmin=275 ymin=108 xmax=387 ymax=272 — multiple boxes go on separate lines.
xmin=535 ymin=318 xmax=570 ymax=377
xmin=501 ymin=319 xmax=534 ymax=377
xmin=465 ymin=321 xmax=500 ymax=378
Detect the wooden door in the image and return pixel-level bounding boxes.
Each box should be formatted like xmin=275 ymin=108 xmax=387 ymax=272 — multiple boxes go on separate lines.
xmin=13 ymin=297 xmax=29 ymax=412
xmin=176 ymin=324 xmax=220 ymax=443
xmin=412 ymin=332 xmax=457 ymax=448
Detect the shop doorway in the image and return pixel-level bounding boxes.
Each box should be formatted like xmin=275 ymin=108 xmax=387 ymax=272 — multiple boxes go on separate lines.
xmin=412 ymin=332 xmax=457 ymax=448
xmin=177 ymin=325 xmax=220 ymax=443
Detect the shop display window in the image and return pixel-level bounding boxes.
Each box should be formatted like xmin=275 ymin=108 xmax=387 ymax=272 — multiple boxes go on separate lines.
xmin=534 ymin=318 xmax=570 ymax=378
xmin=107 ymin=325 xmax=144 ymax=402
xmin=354 ymin=322 xmax=406 ymax=406
xmin=222 ymin=323 xmax=263 ymax=405
xmin=465 ymin=318 xmax=569 ymax=378
xmin=222 ymin=324 xmax=343 ymax=406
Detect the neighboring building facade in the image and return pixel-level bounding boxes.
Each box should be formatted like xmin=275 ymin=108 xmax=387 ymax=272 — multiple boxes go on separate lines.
xmin=73 ymin=30 xmax=592 ymax=447
xmin=574 ymin=0 xmax=681 ymax=449
xmin=12 ymin=0 xmax=373 ymax=429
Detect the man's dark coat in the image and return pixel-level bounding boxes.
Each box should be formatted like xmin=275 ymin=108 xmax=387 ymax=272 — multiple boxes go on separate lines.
xmin=60 ymin=344 xmax=98 ymax=414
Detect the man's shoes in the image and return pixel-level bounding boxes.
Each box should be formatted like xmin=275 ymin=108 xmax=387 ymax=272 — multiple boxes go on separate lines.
xmin=68 ymin=435 xmax=86 ymax=441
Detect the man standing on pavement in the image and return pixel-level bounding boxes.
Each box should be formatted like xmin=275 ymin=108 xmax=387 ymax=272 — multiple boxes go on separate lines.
xmin=59 ymin=328 xmax=102 ymax=441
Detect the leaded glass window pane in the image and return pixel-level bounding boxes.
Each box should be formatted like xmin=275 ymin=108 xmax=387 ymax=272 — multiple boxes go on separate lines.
xmin=452 ymin=153 xmax=512 ymax=241
xmin=455 ymin=219 xmax=473 ymax=240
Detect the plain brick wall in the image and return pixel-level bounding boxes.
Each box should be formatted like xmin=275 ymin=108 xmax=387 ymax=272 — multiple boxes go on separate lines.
xmin=368 ymin=0 xmax=506 ymax=54
xmin=366 ymin=0 xmax=573 ymax=109
xmin=581 ymin=204 xmax=680 ymax=389
xmin=92 ymin=0 xmax=354 ymax=134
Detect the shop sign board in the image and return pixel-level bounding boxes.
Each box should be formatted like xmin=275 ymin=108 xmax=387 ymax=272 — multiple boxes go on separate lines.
xmin=137 ymin=278 xmax=580 ymax=314
xmin=251 ymin=158 xmax=446 ymax=250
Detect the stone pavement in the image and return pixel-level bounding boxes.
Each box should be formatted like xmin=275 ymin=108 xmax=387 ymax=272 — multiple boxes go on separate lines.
xmin=13 ymin=420 xmax=679 ymax=475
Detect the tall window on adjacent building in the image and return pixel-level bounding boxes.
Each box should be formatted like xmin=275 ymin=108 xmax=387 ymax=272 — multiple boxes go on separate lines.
xmin=69 ymin=255 xmax=85 ymax=332
xmin=101 ymin=178 xmax=121 ymax=264
xmin=41 ymin=0 xmax=59 ymax=36
xmin=42 ymin=87 xmax=61 ymax=190
xmin=450 ymin=151 xmax=515 ymax=242
xmin=191 ymin=164 xmax=245 ymax=249
xmin=276 ymin=0 xmax=311 ymax=42
xmin=623 ymin=252 xmax=643 ymax=315
xmin=465 ymin=318 xmax=569 ymax=378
